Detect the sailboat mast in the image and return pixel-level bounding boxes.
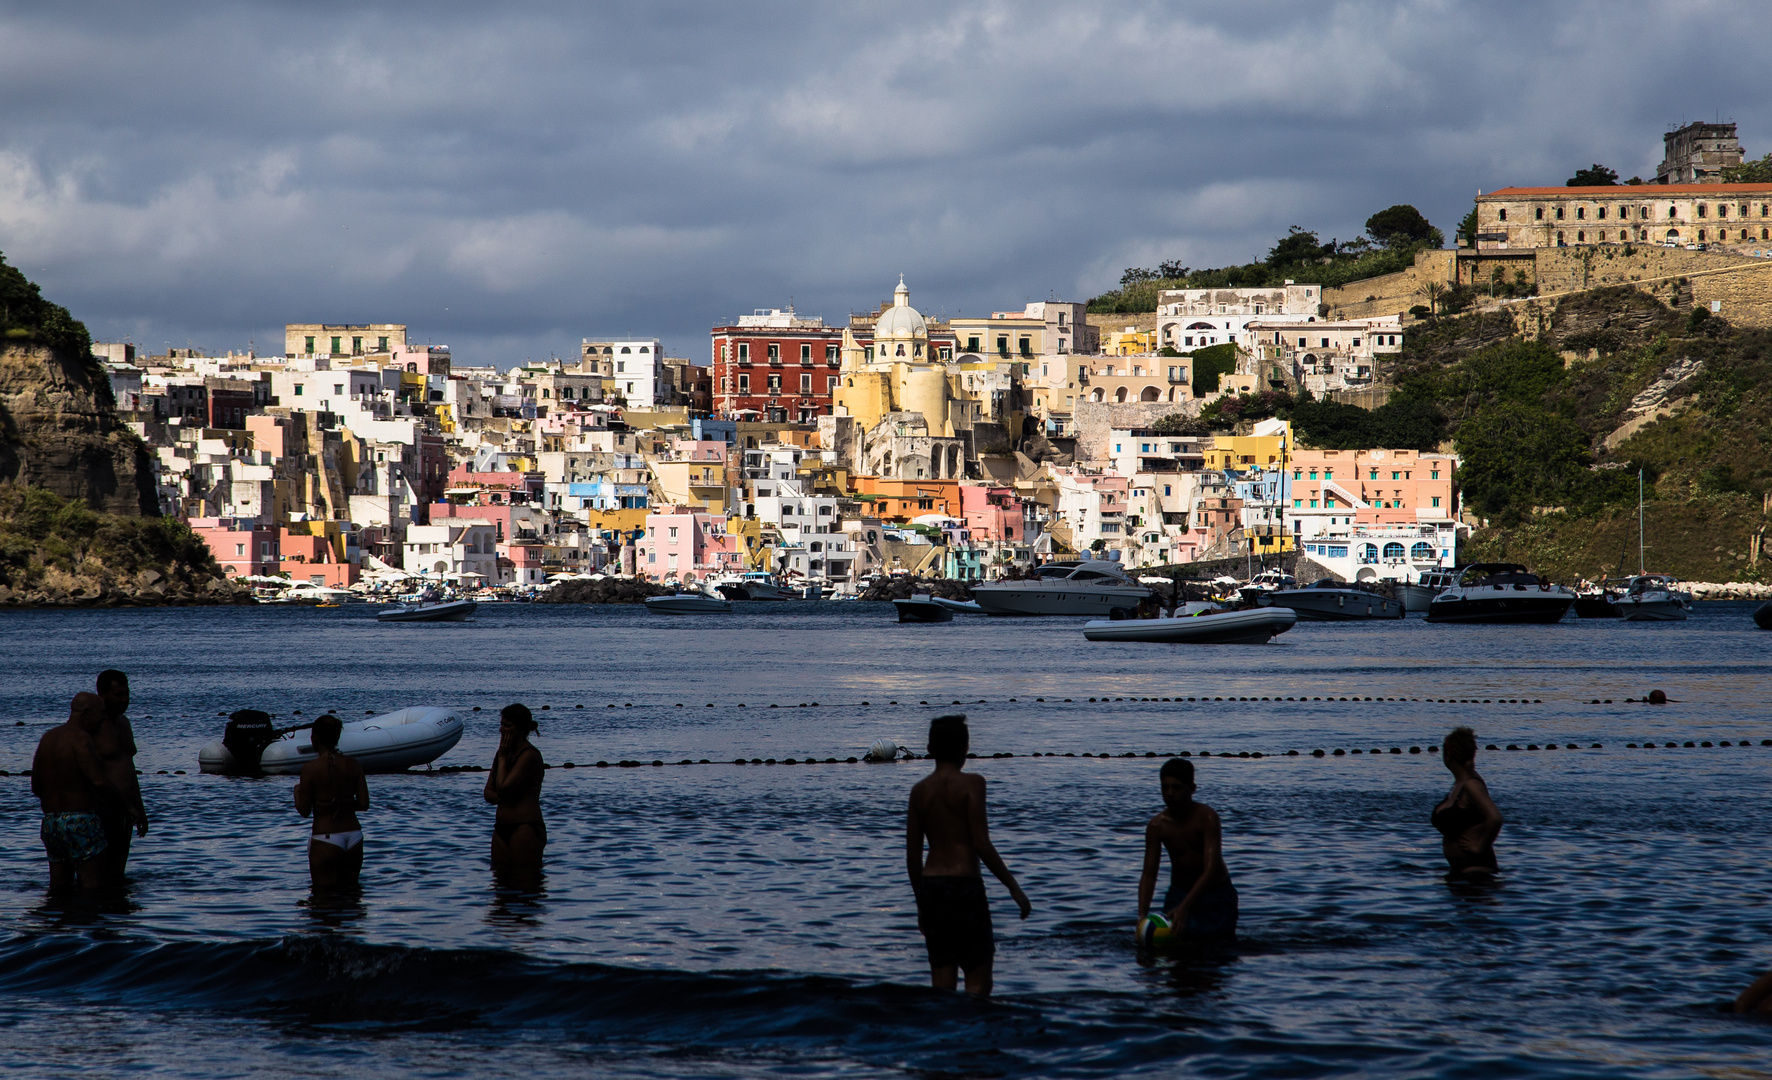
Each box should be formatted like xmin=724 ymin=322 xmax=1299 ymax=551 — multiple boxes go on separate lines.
xmin=1637 ymin=469 xmax=1645 ymax=575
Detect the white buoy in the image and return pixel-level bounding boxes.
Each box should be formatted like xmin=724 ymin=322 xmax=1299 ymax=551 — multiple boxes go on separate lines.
xmin=866 ymin=738 xmax=900 ymax=762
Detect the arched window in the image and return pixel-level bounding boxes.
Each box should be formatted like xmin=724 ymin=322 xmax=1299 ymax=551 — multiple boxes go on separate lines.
xmin=895 ymin=344 xmax=905 ymax=356
xmin=1360 ymin=544 xmax=1378 ymax=563
xmin=1383 ymin=542 xmax=1405 ymax=559
xmin=1114 ymin=387 xmax=1129 ymax=402
xmin=1411 ymin=542 xmax=1433 ymax=560
xmin=1140 ymin=386 xmax=1161 ymax=402
xmin=620 ymin=346 xmax=631 ymax=353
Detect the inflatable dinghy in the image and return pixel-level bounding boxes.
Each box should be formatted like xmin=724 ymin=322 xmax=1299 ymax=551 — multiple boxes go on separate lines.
xmin=199 ymin=706 xmax=465 ymax=775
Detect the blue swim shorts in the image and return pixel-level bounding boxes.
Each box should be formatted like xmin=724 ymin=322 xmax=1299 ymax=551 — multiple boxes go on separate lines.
xmin=41 ymin=811 xmax=109 ymax=866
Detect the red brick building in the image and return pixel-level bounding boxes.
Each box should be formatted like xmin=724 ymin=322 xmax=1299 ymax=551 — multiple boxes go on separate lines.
xmin=710 ymin=311 xmax=848 ymax=422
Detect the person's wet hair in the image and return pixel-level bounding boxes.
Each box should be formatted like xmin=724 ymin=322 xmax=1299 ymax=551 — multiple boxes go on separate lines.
xmin=312 ymin=714 xmax=343 ymax=750
xmin=1159 ymin=757 xmax=1194 ymax=783
xmin=1444 ymin=726 xmax=1477 ymax=765
xmin=97 ymin=669 xmax=128 ymax=694
xmin=501 ymin=703 xmax=537 ymax=735
xmin=927 ymin=714 xmax=969 ymax=764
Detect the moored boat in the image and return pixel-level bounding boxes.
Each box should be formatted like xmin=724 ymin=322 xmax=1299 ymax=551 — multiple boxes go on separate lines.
xmin=1258 ymin=579 xmax=1403 ymax=621
xmin=970 ymin=560 xmax=1152 ymax=617
xmin=1236 ymin=569 xmax=1297 ymax=605
xmin=892 ymin=595 xmax=952 ymax=622
xmin=376 ymin=598 xmax=477 ymax=622
xmin=1396 ymin=568 xmax=1459 ymax=614
xmin=1613 ymin=574 xmax=1692 ymax=621
xmin=931 ymin=596 xmax=985 ymax=614
xmin=645 ymin=591 xmax=734 ymax=614
xmin=1424 ymin=564 xmax=1574 ymax=624
xmin=1083 ymin=603 xmax=1297 ymax=644
xmin=1572 ymin=580 xmax=1625 ymax=619
xmin=712 ymin=571 xmax=800 ymax=601
xmin=198 ymin=706 xmax=465 ymax=775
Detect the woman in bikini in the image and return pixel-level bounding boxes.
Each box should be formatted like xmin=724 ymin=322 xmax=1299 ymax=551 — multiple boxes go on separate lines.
xmin=484 ymin=704 xmax=545 ymax=874
xmin=293 ymin=715 xmax=370 ymax=891
xmin=1431 ymin=726 xmax=1503 ymax=881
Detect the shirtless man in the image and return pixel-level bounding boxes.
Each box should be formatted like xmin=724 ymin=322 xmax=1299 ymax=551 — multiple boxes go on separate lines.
xmin=1138 ymin=758 xmax=1239 ymax=941
xmin=31 ymin=693 xmax=130 ymax=891
xmin=483 ymin=704 xmax=546 ymax=873
xmin=93 ymin=670 xmax=148 ymax=883
xmin=905 ymin=714 xmax=1031 ymax=998
xmin=292 ymin=715 xmax=369 ymax=891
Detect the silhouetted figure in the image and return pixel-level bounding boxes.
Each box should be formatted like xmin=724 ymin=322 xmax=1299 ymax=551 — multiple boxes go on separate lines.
xmin=1138 ymin=757 xmax=1238 ymax=940
xmin=1432 ymin=726 xmax=1503 ymax=880
xmin=293 ymin=715 xmax=369 ymax=891
xmin=484 ymin=704 xmax=546 ymax=875
xmin=93 ymin=670 xmax=148 ymax=883
xmin=905 ymin=714 xmax=1031 ymax=998
xmin=1736 ymin=967 xmax=1772 ymax=1014
xmin=32 ymin=693 xmax=130 ymax=892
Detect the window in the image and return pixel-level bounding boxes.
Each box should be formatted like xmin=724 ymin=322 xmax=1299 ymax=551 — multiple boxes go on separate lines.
xmin=235 ymin=543 xmax=245 ymax=556
xmin=1430 ymin=469 xmax=1439 ymax=479
xmin=996 ymin=335 xmax=1008 ymax=355
xmin=621 ymin=346 xmax=631 ymax=354
xmin=1164 ymin=485 xmax=1171 ymax=496
xmin=352 ymin=336 xmax=362 ymax=353
xmin=294 ymin=385 xmax=303 ymax=396
xmin=1298 ymin=337 xmax=1307 ymax=347
xmin=1412 ymin=542 xmax=1433 ymax=560
xmin=668 ymin=527 xmax=678 ymax=539
xmin=1555 ymin=207 xmax=1564 ymax=220
xmin=1597 ymin=206 xmax=1606 ymax=219
xmin=1431 ymin=496 xmax=1441 ymax=507
xmin=767 ymin=374 xmax=781 ymax=393
xmin=1320 ymin=338 xmax=1329 ymax=348
xmin=801 ymin=344 xmax=811 ymax=362
xmin=768 ymin=344 xmax=779 ymax=361
xmin=1577 ymin=231 xmax=1585 ymax=242
xmin=1498 ymin=208 xmax=1507 ymax=221
xmin=737 ymin=374 xmax=749 ymax=393
xmin=304 ymin=335 xmax=315 ymax=353
xmin=827 ymin=376 xmax=838 ymax=392
xmin=1576 ymin=207 xmax=1585 ymax=220
xmin=1534 ymin=207 xmax=1544 ymax=220
xmin=1370 ymin=469 xmax=1378 ymax=479
xmin=800 ymin=373 xmax=811 ymax=393
xmin=1309 ymin=499 xmax=1318 ymax=508
xmin=378 ymin=336 xmax=388 ymax=351
xmin=1557 ymin=231 xmax=1565 ymax=245
xmin=330 ymin=336 xmax=341 ymax=353
xmin=1669 ymin=205 xmax=1678 ymax=218
xmin=1698 ymin=204 xmax=1707 ymax=218
xmin=334 ymin=384 xmax=344 ymax=395
xmin=826 ymin=345 xmax=838 ymax=362
xmin=738 ymin=343 xmax=749 ymax=361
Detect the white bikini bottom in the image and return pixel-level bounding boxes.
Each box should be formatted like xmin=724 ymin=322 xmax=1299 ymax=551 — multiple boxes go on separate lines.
xmin=310 ymin=830 xmax=363 ymax=851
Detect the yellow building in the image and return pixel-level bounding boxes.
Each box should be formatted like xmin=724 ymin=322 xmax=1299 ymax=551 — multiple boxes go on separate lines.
xmin=1203 ymin=420 xmax=1292 ymax=471
xmin=1109 ymin=328 xmax=1157 ymax=355
xmin=832 ymin=279 xmax=970 ymax=436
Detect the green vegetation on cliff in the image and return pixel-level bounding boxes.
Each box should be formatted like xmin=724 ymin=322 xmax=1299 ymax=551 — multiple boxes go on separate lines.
xmin=0 ymin=485 xmax=242 ymax=606
xmin=0 ymin=250 xmax=95 ymax=372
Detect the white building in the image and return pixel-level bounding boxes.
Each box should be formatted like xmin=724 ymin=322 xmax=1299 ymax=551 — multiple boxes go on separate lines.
xmin=1246 ymin=316 xmax=1404 ymax=394
xmin=1156 ymin=282 xmax=1322 ymax=353
xmin=580 ymin=339 xmax=662 ymax=407
xmin=402 ymin=520 xmax=500 ymax=582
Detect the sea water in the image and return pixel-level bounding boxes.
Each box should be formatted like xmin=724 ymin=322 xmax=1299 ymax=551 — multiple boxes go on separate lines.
xmin=1 ymin=603 xmax=1770 ymax=1077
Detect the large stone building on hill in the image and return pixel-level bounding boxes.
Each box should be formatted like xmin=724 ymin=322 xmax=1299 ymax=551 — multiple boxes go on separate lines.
xmin=1472 ymin=183 xmax=1772 ymax=252
xmin=1656 ymin=121 xmax=1743 ymax=185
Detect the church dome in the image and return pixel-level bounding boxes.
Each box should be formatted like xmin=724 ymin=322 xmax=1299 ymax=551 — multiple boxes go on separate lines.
xmin=873 ymin=275 xmax=927 ymax=341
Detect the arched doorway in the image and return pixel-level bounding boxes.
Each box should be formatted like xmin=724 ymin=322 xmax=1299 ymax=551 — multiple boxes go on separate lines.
xmin=1140 ymin=386 xmax=1161 ymax=402
xmin=1114 ymin=387 xmax=1129 ymax=402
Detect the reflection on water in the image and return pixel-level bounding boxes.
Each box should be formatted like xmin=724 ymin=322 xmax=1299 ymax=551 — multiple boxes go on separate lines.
xmin=0 ymin=603 xmax=1769 ymax=1077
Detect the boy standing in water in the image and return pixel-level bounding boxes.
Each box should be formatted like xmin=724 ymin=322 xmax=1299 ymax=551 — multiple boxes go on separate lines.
xmin=906 ymin=714 xmax=1032 ymax=998
xmin=1138 ymin=758 xmax=1238 ymax=940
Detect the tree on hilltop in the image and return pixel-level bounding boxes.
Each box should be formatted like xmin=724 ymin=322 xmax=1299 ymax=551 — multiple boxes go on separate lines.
xmin=1721 ymin=153 xmax=1772 ymax=184
xmin=1566 ymin=164 xmax=1619 ymax=187
xmin=1364 ymin=205 xmax=1443 ymax=249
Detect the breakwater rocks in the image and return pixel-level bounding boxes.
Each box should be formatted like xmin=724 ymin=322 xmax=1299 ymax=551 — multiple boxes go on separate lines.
xmin=0 ymin=565 xmax=251 ymax=608
xmin=858 ymin=577 xmax=972 ymax=601
xmin=537 ymin=577 xmax=674 ymax=604
xmin=1686 ymin=581 xmax=1772 ymax=600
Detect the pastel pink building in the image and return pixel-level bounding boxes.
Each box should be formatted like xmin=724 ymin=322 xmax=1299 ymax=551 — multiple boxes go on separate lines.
xmin=634 ymin=505 xmax=743 ymax=582
xmin=960 ymin=485 xmax=1028 ymax=544
xmin=279 ymin=529 xmax=359 ymax=587
xmin=189 ymin=517 xmax=280 ymax=577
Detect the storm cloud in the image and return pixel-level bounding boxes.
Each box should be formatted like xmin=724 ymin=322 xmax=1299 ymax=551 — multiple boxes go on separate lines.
xmin=1 ymin=0 xmax=1766 ymax=365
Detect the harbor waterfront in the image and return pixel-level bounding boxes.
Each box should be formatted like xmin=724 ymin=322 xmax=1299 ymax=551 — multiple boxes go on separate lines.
xmin=3 ymin=602 xmax=1772 ymax=1077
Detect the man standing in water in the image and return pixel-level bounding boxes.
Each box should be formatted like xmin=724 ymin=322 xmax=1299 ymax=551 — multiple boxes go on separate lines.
xmin=905 ymin=714 xmax=1032 ymax=998
xmin=31 ymin=693 xmax=129 ymax=891
xmin=1138 ymin=758 xmax=1239 ymax=941
xmin=293 ymin=715 xmax=369 ymax=891
xmin=93 ymin=670 xmax=148 ymax=884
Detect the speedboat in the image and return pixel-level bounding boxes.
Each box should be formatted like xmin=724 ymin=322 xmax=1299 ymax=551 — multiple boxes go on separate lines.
xmin=1236 ymin=570 xmax=1297 ymax=605
xmin=278 ymin=583 xmax=356 ymax=605
xmin=198 ymin=706 xmax=465 ymax=775
xmin=931 ymin=596 xmax=986 ymax=614
xmin=1424 ymin=564 xmax=1574 ymax=624
xmin=1395 ymin=568 xmax=1459 ymax=614
xmin=1084 ymin=602 xmax=1297 ymax=644
xmin=1613 ymin=575 xmax=1692 ymax=621
xmin=376 ymin=598 xmax=477 ymax=622
xmin=645 ymin=591 xmax=733 ymax=614
xmin=969 ymin=560 xmax=1152 ymax=617
xmin=1259 ymin=579 xmax=1403 ymax=620
xmin=892 ymin=594 xmax=952 ymax=622
xmin=712 ymin=572 xmax=800 ymax=601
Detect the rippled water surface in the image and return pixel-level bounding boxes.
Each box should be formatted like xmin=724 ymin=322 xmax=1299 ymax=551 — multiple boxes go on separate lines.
xmin=3 ymin=602 xmax=1772 ymax=1077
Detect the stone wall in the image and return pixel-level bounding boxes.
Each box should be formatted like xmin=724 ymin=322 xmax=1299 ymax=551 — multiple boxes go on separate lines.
xmin=1531 ymin=245 xmax=1766 ymax=295
xmin=1321 ymin=249 xmax=1457 ymax=321
xmin=1071 ymin=401 xmax=1190 ymax=462
xmin=0 ymin=343 xmax=160 ymax=516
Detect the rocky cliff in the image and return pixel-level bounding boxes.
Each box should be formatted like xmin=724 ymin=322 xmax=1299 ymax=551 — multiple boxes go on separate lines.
xmin=0 ymin=252 xmax=159 ymax=515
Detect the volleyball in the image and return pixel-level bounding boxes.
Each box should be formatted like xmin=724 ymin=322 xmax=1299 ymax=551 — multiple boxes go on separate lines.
xmin=1137 ymin=913 xmax=1173 ymax=948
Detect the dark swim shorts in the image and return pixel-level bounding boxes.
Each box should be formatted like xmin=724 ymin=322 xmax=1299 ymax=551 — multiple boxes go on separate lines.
xmin=915 ymin=875 xmax=995 ymax=970
xmin=1163 ymin=876 xmax=1239 ymax=939
xmin=41 ymin=811 xmax=109 ymax=866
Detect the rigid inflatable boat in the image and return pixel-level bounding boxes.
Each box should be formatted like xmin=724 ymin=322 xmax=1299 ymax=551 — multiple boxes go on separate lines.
xmin=1083 ymin=604 xmax=1297 ymax=644
xmin=198 ymin=706 xmax=465 ymax=775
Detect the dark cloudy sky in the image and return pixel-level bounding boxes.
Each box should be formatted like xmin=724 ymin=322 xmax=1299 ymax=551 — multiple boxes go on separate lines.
xmin=1 ymin=1 xmax=1766 ymax=367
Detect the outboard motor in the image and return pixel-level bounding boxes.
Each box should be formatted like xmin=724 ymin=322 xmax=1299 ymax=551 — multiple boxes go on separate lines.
xmin=222 ymin=709 xmax=277 ymax=774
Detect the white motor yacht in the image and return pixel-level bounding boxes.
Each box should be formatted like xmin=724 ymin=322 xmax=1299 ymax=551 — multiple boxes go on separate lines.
xmin=278 ymin=583 xmax=356 ymax=605
xmin=645 ymin=591 xmax=734 ymax=614
xmin=1394 ymin=568 xmax=1459 ymax=614
xmin=1236 ymin=569 xmax=1297 ymax=605
xmin=1425 ymin=564 xmax=1575 ymax=624
xmin=969 ymin=560 xmax=1152 ymax=617
xmin=1613 ymin=575 xmax=1692 ymax=621
xmin=711 ymin=571 xmax=800 ymax=601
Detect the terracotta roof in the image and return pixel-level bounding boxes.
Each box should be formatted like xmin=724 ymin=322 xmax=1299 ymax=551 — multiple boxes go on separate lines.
xmin=1480 ymin=183 xmax=1772 ymax=198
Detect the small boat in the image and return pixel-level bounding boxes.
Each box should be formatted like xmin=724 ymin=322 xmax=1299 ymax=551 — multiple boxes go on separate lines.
xmin=893 ymin=595 xmax=953 ymax=622
xmin=376 ymin=598 xmax=477 ymax=623
xmin=1083 ymin=603 xmax=1297 ymax=644
xmin=1258 ymin=579 xmax=1404 ymax=620
xmin=1236 ymin=569 xmax=1297 ymax=605
xmin=970 ymin=560 xmax=1152 ymax=617
xmin=198 ymin=706 xmax=465 ymax=775
xmin=278 ymin=583 xmax=356 ymax=605
xmin=931 ymin=596 xmax=986 ymax=615
xmin=1425 ymin=564 xmax=1574 ymax=624
xmin=1614 ymin=574 xmax=1692 ymax=621
xmin=645 ymin=591 xmax=733 ymax=614
xmin=1754 ymin=601 xmax=1772 ymax=630
xmin=712 ymin=572 xmax=800 ymax=601
xmin=1572 ymin=581 xmax=1625 ymax=619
